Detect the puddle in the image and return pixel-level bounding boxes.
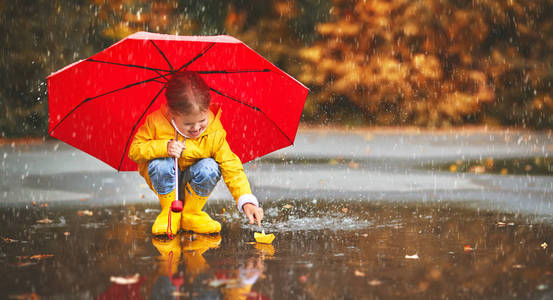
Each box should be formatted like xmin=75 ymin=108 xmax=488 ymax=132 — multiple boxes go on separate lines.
xmin=2 ymin=200 xmax=553 ymax=299
xmin=428 ymin=156 xmax=553 ymax=176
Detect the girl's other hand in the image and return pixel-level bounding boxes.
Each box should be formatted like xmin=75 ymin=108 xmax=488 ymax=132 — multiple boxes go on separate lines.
xmin=167 ymin=139 xmax=185 ymax=158
xmin=243 ymin=203 xmax=264 ymax=227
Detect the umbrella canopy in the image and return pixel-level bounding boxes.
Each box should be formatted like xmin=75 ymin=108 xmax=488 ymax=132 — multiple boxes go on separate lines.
xmin=48 ymin=32 xmax=308 ymax=171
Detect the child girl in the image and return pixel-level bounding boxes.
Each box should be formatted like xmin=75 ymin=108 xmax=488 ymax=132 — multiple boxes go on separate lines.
xmin=129 ymin=71 xmax=263 ymax=235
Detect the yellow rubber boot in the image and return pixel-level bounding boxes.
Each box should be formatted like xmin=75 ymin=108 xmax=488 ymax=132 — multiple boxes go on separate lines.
xmin=152 ymin=190 xmax=182 ymax=236
xmin=181 ymin=183 xmax=221 ymax=234
xmin=152 ymin=236 xmax=182 ymax=277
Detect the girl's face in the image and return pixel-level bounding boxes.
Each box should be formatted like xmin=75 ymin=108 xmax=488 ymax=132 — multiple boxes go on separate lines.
xmin=170 ymin=109 xmax=209 ymax=138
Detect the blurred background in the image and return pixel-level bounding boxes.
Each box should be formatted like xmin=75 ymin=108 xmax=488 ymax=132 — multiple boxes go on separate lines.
xmin=1 ymin=0 xmax=552 ymax=138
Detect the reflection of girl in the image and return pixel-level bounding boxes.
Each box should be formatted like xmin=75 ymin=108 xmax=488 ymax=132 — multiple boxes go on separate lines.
xmin=219 ymin=256 xmax=265 ymax=300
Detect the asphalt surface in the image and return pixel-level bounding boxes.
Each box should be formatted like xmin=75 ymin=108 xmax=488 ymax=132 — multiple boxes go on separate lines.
xmin=1 ymin=128 xmax=552 ymax=216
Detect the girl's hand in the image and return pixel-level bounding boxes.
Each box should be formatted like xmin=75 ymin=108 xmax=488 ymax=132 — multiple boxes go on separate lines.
xmin=167 ymin=139 xmax=185 ymax=158
xmin=243 ymin=203 xmax=264 ymax=227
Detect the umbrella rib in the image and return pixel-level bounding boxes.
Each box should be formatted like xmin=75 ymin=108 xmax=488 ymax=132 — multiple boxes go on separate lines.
xmin=87 ymin=58 xmax=170 ymax=73
xmin=209 ymin=87 xmax=293 ymax=145
xmin=149 ymin=40 xmax=175 ymax=72
xmin=177 ymin=43 xmax=216 ymax=72
xmin=118 ymin=82 xmax=168 ymax=171
xmin=49 ymin=74 xmax=166 ymax=135
xmin=198 ymin=69 xmax=270 ymax=74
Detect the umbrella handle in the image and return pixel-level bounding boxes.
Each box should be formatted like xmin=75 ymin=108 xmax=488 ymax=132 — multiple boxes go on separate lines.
xmin=168 ymin=123 xmax=184 ymax=239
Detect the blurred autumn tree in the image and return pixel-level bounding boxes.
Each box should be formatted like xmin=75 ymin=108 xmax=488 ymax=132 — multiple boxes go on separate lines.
xmin=0 ymin=0 xmax=110 ymax=137
xmin=298 ymin=0 xmax=553 ymax=127
xmin=0 ymin=0 xmax=324 ymax=137
xmin=2 ymin=0 xmax=552 ymax=137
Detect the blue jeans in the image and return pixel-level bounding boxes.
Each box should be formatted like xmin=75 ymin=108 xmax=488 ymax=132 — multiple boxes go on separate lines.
xmin=148 ymin=158 xmax=221 ymax=197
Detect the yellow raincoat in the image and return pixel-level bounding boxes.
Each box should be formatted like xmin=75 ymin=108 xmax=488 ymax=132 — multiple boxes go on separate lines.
xmin=128 ymin=104 xmax=252 ymax=205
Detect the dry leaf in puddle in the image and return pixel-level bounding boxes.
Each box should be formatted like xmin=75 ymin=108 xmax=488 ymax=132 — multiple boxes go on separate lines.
xmin=30 ymin=254 xmax=54 ymax=260
xmin=405 ymin=254 xmax=419 ymax=259
xmin=282 ymin=204 xmax=294 ymax=209
xmin=1 ymin=236 xmax=18 ymax=243
xmin=36 ymin=218 xmax=53 ymax=224
xmin=541 ymin=242 xmax=548 ymax=249
xmin=354 ymin=270 xmax=365 ymax=277
xmin=368 ymin=279 xmax=382 ymax=286
xmin=110 ymin=273 xmax=140 ymax=285
xmin=7 ymin=293 xmax=40 ymax=300
xmin=77 ymin=210 xmax=93 ymax=216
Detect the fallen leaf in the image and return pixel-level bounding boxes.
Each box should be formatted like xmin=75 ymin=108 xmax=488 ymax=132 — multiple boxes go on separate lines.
xmin=7 ymin=293 xmax=40 ymax=300
xmin=63 ymin=232 xmax=70 ymax=236
xmin=110 ymin=273 xmax=140 ymax=285
xmin=283 ymin=204 xmax=294 ymax=209
xmin=368 ymin=279 xmax=382 ymax=286
xmin=500 ymin=168 xmax=508 ymax=175
xmin=541 ymin=242 xmax=548 ymax=249
xmin=464 ymin=245 xmax=473 ymax=252
xmin=348 ymin=161 xmax=359 ymax=169
xmin=299 ymin=275 xmax=309 ymax=283
xmin=405 ymin=254 xmax=419 ymax=259
xmin=30 ymin=254 xmax=54 ymax=260
xmin=1 ymin=236 xmax=18 ymax=243
xmin=512 ymin=264 xmax=525 ymax=269
xmin=354 ymin=270 xmax=365 ymax=277
xmin=469 ymin=165 xmax=486 ymax=174
xmin=497 ymin=221 xmax=506 ymax=227
xmin=36 ymin=218 xmax=53 ymax=224
xmin=15 ymin=262 xmax=37 ymax=267
xmin=80 ymin=198 xmax=89 ymax=202
xmin=77 ymin=210 xmax=93 ymax=216
xmin=341 ymin=207 xmax=349 ymax=213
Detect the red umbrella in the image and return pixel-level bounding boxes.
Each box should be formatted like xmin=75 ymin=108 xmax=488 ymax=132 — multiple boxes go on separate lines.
xmin=47 ymin=32 xmax=308 ymax=171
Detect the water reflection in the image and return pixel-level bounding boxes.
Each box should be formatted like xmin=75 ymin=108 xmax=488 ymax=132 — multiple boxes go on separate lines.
xmin=3 ymin=201 xmax=553 ymax=299
xmin=149 ymin=233 xmax=266 ymax=299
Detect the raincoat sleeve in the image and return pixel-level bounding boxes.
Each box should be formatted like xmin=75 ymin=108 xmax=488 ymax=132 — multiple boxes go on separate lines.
xmin=212 ymin=131 xmax=253 ymax=204
xmin=128 ymin=115 xmax=170 ymax=163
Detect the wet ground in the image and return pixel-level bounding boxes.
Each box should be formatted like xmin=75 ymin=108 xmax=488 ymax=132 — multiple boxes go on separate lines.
xmin=1 ymin=129 xmax=553 ymax=299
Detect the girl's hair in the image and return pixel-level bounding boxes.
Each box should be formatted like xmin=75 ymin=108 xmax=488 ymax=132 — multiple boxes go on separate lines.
xmin=165 ymin=71 xmax=211 ymax=115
